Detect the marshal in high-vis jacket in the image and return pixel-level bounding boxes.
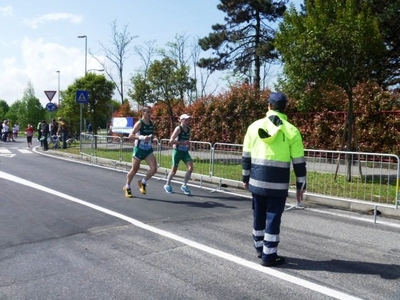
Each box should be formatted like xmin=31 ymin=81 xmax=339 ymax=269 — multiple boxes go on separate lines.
xmin=242 ymin=110 xmax=307 ymax=197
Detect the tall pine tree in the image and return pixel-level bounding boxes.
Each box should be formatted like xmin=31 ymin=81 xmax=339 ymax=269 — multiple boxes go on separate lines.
xmin=198 ymin=0 xmax=288 ymax=91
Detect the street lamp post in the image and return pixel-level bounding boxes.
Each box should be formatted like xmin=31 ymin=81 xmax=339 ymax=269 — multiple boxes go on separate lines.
xmin=77 ymin=35 xmax=87 ymax=74
xmin=77 ymin=35 xmax=87 ymax=133
xmin=87 ymin=69 xmax=104 ymax=73
xmin=85 ymin=69 xmax=104 ymax=133
xmin=56 ymin=70 xmax=60 ymax=107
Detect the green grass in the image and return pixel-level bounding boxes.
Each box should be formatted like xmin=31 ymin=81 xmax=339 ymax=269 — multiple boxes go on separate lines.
xmin=63 ymin=147 xmax=398 ymax=205
xmin=291 ymin=171 xmax=397 ymax=205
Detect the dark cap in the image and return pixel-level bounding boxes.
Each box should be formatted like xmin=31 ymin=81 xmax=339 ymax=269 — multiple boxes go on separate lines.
xmin=268 ymin=92 xmax=287 ymax=104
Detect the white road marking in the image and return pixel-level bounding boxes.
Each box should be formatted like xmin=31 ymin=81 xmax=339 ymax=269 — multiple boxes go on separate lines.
xmin=18 ymin=149 xmax=32 ymax=154
xmin=0 ymin=170 xmax=361 ymax=300
xmin=0 ymin=148 xmax=12 ymax=153
xmin=0 ymin=147 xmax=33 ymax=156
xmin=0 ymin=154 xmax=16 ymax=158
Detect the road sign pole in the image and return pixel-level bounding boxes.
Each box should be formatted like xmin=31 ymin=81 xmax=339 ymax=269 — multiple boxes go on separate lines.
xmin=76 ymin=90 xmax=89 ymax=134
xmin=80 ymin=103 xmax=82 ymax=134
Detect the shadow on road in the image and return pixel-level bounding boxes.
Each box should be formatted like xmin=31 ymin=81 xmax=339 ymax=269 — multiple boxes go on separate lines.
xmin=283 ymin=257 xmax=400 ymax=280
xmin=139 ymin=196 xmax=239 ymax=209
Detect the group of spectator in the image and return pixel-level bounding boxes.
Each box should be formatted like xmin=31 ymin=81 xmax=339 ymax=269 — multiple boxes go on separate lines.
xmin=37 ymin=117 xmax=68 ymax=151
xmin=1 ymin=120 xmax=19 ymax=142
xmin=0 ymin=117 xmax=69 ymax=150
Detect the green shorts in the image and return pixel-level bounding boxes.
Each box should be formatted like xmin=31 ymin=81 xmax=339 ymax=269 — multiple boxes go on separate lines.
xmin=172 ymin=149 xmax=192 ymax=167
xmin=133 ymin=147 xmax=154 ymax=160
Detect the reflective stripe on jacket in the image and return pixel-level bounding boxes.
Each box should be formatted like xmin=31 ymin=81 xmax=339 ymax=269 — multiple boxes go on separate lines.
xmin=242 ymin=110 xmax=306 ymax=197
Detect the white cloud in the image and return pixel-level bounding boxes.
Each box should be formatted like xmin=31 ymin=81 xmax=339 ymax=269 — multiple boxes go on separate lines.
xmin=0 ymin=56 xmax=29 ymax=103
xmin=24 ymin=13 xmax=83 ymax=29
xmin=0 ymin=5 xmax=13 ymax=17
xmin=0 ymin=38 xmax=86 ymax=105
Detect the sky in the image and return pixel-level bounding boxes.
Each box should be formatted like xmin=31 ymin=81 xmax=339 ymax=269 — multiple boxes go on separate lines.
xmin=0 ymin=0 xmax=302 ymax=107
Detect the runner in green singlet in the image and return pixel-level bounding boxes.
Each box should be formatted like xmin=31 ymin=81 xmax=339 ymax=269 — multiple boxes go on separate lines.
xmin=123 ymin=106 xmax=158 ymax=198
xmin=163 ymin=113 xmax=193 ymax=195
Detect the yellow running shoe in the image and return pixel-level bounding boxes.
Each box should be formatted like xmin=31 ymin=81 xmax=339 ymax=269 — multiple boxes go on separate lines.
xmin=123 ymin=186 xmax=133 ymax=198
xmin=138 ymin=180 xmax=146 ymax=195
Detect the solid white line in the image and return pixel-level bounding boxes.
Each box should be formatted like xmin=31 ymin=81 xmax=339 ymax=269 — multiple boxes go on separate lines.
xmin=0 ymin=170 xmax=361 ymax=300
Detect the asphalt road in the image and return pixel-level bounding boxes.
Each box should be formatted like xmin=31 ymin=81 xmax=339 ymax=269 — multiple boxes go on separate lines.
xmin=1 ymin=139 xmax=400 ymax=300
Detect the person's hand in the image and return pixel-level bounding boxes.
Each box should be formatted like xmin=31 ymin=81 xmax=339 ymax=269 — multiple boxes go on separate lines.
xmin=145 ymin=134 xmax=155 ymax=141
xmin=296 ymin=189 xmax=305 ymax=203
xmin=243 ymin=182 xmax=249 ymax=190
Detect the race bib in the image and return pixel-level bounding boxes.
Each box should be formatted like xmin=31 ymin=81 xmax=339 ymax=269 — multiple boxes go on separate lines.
xmin=177 ymin=144 xmax=189 ymax=151
xmin=138 ymin=140 xmax=152 ymax=150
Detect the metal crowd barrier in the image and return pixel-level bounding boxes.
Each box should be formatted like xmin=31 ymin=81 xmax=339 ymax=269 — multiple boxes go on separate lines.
xmin=304 ymin=149 xmax=399 ymax=209
xmin=81 ymin=135 xmax=399 ymax=210
xmin=79 ymin=133 xmax=123 ymax=163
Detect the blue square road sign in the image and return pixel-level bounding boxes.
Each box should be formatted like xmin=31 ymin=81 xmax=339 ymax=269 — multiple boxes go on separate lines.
xmin=76 ymin=90 xmax=89 ymax=104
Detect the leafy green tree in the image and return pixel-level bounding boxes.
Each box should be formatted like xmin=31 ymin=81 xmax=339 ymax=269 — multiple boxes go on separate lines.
xmin=5 ymin=101 xmax=22 ymax=128
xmin=3 ymin=82 xmax=45 ymax=131
xmin=275 ymin=0 xmax=384 ymax=180
xmin=0 ymin=100 xmax=10 ymax=122
xmin=129 ymin=73 xmax=150 ymax=107
xmin=161 ymin=34 xmax=201 ymax=103
xmin=198 ymin=0 xmax=287 ymax=91
xmin=60 ymin=73 xmax=115 ymax=135
xmin=298 ymin=0 xmax=400 ymax=89
xmin=129 ymin=57 xmax=196 ymax=132
xmin=368 ymin=0 xmax=400 ymax=88
xmin=16 ymin=82 xmax=45 ymax=129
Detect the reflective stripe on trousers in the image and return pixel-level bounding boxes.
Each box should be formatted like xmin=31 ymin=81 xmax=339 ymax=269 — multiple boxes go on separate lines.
xmin=252 ymin=194 xmax=286 ymax=260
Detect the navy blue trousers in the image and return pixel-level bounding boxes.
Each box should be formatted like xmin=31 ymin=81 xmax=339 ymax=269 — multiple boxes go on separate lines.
xmin=252 ymin=194 xmax=286 ymax=261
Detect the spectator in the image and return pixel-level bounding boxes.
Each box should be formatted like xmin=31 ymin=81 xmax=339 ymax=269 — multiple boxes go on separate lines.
xmin=57 ymin=117 xmax=68 ymax=149
xmin=25 ymin=123 xmax=34 ymax=148
xmin=37 ymin=121 xmax=42 ymax=142
xmin=13 ymin=122 xmax=19 ymax=139
xmin=50 ymin=119 xmax=58 ymax=136
xmin=1 ymin=120 xmax=9 ymax=142
xmin=41 ymin=120 xmax=49 ymax=151
xmin=8 ymin=122 xmax=15 ymax=142
xmin=87 ymin=122 xmax=93 ymax=134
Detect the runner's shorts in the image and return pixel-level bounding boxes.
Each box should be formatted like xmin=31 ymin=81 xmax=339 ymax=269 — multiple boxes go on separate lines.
xmin=133 ymin=147 xmax=154 ymax=160
xmin=172 ymin=149 xmax=192 ymax=167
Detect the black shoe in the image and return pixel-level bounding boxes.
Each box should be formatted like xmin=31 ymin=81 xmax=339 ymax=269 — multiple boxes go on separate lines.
xmin=261 ymin=256 xmax=286 ymax=267
xmin=257 ymin=252 xmax=262 ymax=259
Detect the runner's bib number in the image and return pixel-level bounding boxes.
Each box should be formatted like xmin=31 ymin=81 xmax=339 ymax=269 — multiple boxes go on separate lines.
xmin=177 ymin=144 xmax=189 ymax=151
xmin=139 ymin=140 xmax=152 ymax=150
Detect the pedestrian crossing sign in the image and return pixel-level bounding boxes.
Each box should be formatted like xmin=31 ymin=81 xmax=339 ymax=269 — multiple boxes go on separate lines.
xmin=76 ymin=90 xmax=89 ymax=104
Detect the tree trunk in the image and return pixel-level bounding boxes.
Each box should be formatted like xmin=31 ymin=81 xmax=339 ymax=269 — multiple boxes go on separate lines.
xmin=253 ymin=11 xmax=261 ymax=92
xmin=346 ymin=90 xmax=354 ymax=182
xmin=334 ymin=117 xmax=347 ymax=181
xmin=168 ymin=105 xmax=175 ymax=137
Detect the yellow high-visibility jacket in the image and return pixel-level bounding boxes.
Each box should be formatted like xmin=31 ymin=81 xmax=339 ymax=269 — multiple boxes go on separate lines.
xmin=242 ymin=110 xmax=306 ymax=197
